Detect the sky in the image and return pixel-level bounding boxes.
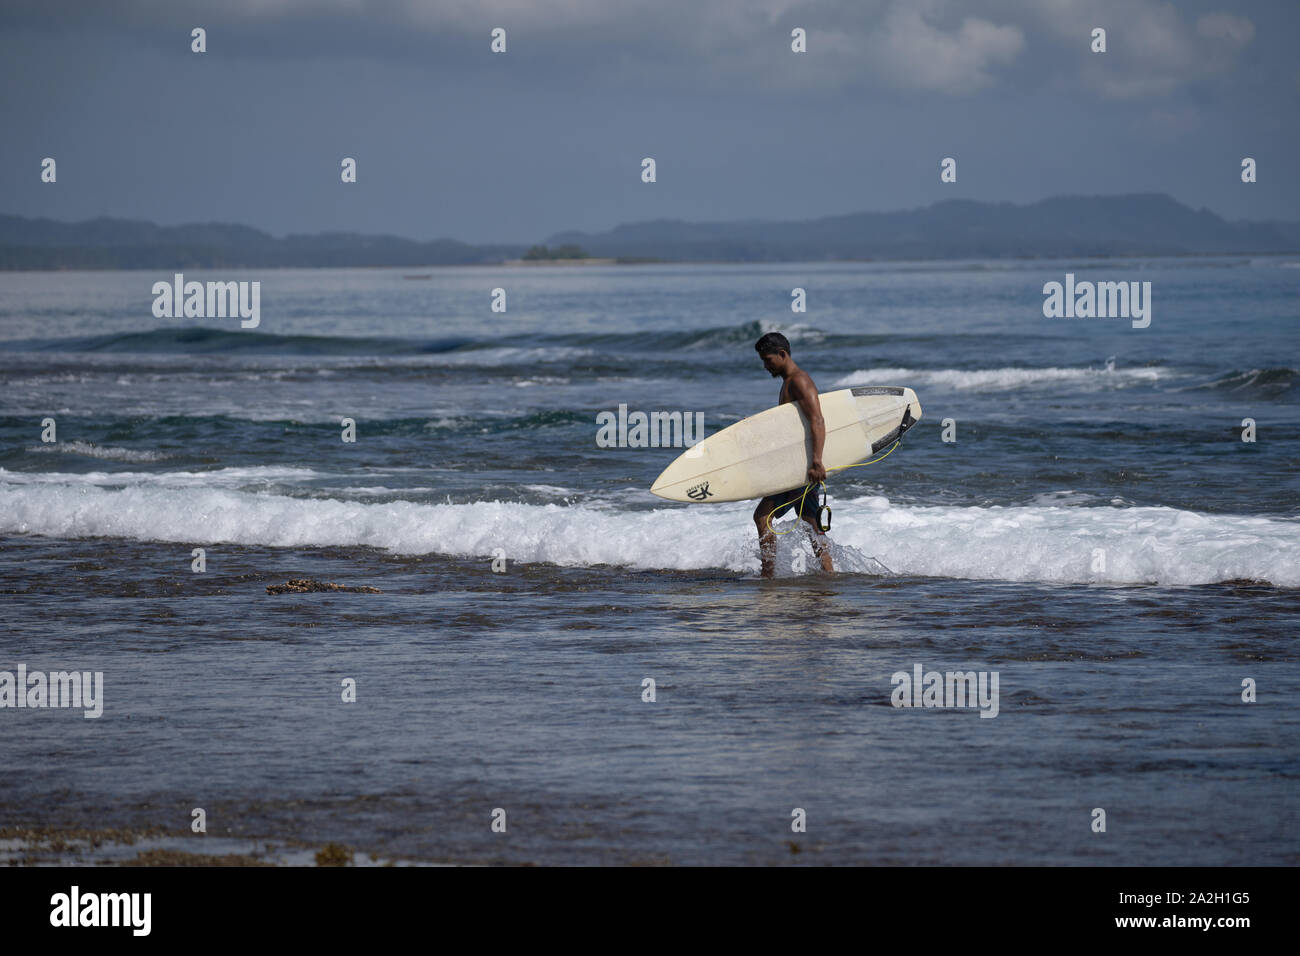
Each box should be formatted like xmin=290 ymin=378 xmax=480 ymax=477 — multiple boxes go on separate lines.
xmin=1 ymin=0 xmax=1296 ymax=244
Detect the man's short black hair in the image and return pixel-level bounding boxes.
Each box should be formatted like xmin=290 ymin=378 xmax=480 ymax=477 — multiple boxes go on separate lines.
xmin=755 ymin=332 xmax=791 ymax=357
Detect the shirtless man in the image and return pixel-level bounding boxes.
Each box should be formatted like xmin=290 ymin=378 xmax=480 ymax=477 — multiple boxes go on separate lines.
xmin=752 ymin=332 xmax=833 ymax=577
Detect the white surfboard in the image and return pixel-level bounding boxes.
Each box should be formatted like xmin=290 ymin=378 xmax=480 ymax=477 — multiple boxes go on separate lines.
xmin=650 ymin=386 xmax=921 ymax=503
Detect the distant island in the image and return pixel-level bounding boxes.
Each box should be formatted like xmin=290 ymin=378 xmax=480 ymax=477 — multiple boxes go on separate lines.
xmin=522 ymin=243 xmax=590 ymax=260
xmin=543 ymin=194 xmax=1300 ymax=262
xmin=2 ymin=194 xmax=1297 ymax=270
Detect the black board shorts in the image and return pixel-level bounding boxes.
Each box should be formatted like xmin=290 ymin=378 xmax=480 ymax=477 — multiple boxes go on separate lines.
xmin=767 ymin=484 xmax=820 ymax=523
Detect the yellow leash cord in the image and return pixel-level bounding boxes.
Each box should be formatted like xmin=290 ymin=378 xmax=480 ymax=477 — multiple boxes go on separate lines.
xmin=764 ymin=440 xmax=901 ymax=536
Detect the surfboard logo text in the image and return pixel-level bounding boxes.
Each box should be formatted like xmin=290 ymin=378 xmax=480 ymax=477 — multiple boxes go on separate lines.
xmin=891 ymin=664 xmax=999 ymax=718
xmin=596 ymin=404 xmax=705 ymax=448
xmin=685 ymin=481 xmax=714 ymax=500
xmin=1042 ymin=273 xmax=1151 ymax=328
xmin=151 ymin=273 xmax=261 ymax=328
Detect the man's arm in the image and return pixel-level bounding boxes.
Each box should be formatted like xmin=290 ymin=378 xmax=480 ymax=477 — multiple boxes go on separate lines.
xmin=790 ymin=376 xmax=828 ymax=484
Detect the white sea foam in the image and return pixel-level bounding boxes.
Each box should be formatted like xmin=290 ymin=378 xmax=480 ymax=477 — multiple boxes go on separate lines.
xmin=522 ymin=484 xmax=577 ymax=496
xmin=759 ymin=320 xmax=825 ymax=343
xmin=833 ymin=365 xmax=1165 ymax=391
xmin=512 ymin=376 xmax=570 ymax=387
xmin=0 ymin=465 xmax=326 ymax=487
xmin=1027 ymin=490 xmax=1132 ymax=507
xmin=323 ymin=485 xmax=439 ymax=496
xmin=377 ymin=347 xmax=591 ymax=366
xmin=1 ymin=481 xmax=1295 ymax=586
xmin=3 ymin=372 xmax=95 ymax=386
xmin=25 ymin=442 xmax=169 ymax=463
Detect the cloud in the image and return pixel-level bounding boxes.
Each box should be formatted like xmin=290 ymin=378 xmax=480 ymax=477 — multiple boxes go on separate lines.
xmin=1017 ymin=0 xmax=1256 ymax=99
xmin=864 ymin=4 xmax=1025 ymax=93
xmin=0 ymin=0 xmax=1256 ymax=99
xmin=1195 ymin=12 xmax=1254 ymax=47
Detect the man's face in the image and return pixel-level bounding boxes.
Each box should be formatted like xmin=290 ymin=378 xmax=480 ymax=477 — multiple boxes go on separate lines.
xmin=760 ymin=350 xmax=786 ymax=376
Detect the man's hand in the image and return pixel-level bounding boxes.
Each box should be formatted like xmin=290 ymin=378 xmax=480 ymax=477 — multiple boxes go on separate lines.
xmin=807 ymin=459 xmax=827 ymax=484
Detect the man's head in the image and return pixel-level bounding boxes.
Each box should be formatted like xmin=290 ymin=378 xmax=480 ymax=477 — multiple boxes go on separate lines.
xmin=755 ymin=331 xmax=793 ymax=377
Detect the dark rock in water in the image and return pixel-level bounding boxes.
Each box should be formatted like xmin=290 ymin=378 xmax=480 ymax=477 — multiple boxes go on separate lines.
xmin=314 ymin=843 xmax=354 ymax=867
xmin=266 ymin=578 xmax=382 ymax=595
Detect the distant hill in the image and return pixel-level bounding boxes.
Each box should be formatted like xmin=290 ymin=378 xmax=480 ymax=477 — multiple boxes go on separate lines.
xmin=0 ymin=215 xmax=524 ymax=269
xmin=546 ymin=194 xmax=1300 ymax=260
xmin=2 ymin=194 xmax=1298 ymax=269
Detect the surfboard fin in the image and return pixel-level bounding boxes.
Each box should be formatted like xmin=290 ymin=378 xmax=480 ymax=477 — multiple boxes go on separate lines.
xmin=871 ymin=404 xmax=918 ymax=453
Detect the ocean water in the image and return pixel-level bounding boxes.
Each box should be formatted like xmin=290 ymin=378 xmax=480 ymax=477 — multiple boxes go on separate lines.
xmin=1 ymin=258 xmax=1297 ymax=865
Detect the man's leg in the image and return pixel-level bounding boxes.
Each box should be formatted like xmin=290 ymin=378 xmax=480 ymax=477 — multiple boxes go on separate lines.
xmin=801 ymin=516 xmax=834 ymax=572
xmin=753 ymin=495 xmax=782 ymax=578
xmin=797 ymin=494 xmax=833 ymax=573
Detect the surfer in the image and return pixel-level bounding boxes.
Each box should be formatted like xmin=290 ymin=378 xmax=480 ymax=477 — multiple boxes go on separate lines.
xmin=753 ymin=332 xmax=832 ymax=576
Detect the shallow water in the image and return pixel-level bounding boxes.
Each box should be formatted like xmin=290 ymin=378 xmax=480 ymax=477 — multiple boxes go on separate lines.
xmin=1 ymin=259 xmax=1297 ymax=864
